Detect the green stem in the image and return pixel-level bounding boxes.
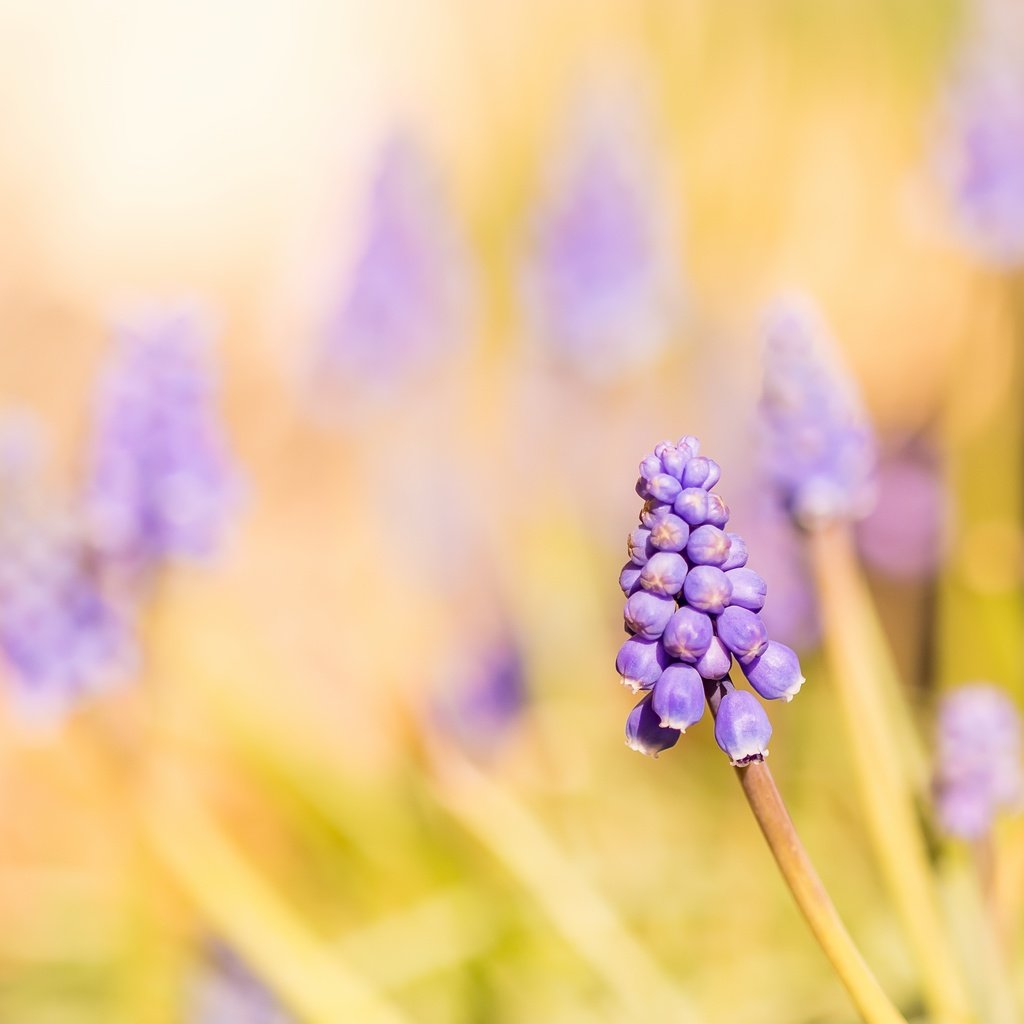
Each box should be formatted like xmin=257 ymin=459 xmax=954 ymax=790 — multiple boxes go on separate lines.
xmin=809 ymin=524 xmax=976 ymax=1023
xmin=705 ymin=680 xmax=907 ymax=1024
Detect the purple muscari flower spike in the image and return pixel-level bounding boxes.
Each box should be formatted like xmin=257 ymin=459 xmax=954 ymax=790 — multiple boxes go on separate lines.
xmin=937 ymin=60 xmax=1024 ymax=268
xmin=85 ymin=307 xmax=238 ymax=581
xmin=625 ymin=692 xmax=680 ymax=757
xmin=434 ymin=633 xmax=528 ymax=758
xmin=188 ymin=941 xmax=293 ymax=1024
xmin=933 ymin=683 xmax=1023 ymax=840
xmin=618 ymin=436 xmax=805 ymax=761
xmin=522 ymin=97 xmax=683 ymax=382
xmin=0 ymin=418 xmax=135 ymax=722
xmin=714 ymin=687 xmax=772 ymax=766
xmin=314 ymin=136 xmax=472 ymax=404
xmin=759 ymin=294 xmax=876 ymax=529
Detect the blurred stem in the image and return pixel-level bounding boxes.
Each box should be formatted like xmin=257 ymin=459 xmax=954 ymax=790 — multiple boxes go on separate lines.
xmin=809 ymin=523 xmax=976 ymax=1024
xmin=139 ymin=760 xmax=409 ymax=1024
xmin=705 ymin=680 xmax=906 ymax=1024
xmin=420 ymin=730 xmax=698 ymax=1023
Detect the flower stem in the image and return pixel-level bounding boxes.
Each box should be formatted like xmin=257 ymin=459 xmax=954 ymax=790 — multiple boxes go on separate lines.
xmin=704 ymin=680 xmax=907 ymax=1024
xmin=808 ymin=523 xmax=976 ymax=1023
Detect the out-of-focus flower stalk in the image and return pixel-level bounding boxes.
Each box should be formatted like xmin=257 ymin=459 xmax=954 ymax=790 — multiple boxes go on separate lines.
xmin=141 ymin=763 xmax=409 ymax=1024
xmin=703 ymin=678 xmax=907 ymax=1024
xmin=420 ymin=730 xmax=697 ymax=1023
xmin=809 ymin=524 xmax=976 ymax=1024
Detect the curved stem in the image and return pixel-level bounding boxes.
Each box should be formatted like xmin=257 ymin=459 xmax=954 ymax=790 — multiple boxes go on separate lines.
xmin=704 ymin=680 xmax=907 ymax=1024
xmin=808 ymin=524 xmax=977 ymax=1023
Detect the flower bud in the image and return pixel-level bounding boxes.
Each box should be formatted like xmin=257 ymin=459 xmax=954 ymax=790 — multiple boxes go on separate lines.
xmin=721 ymin=533 xmax=748 ymax=570
xmin=682 ymin=565 xmax=732 ymax=614
xmin=705 ymin=494 xmax=729 ymax=528
xmin=673 ymin=487 xmax=709 ymax=526
xmin=681 ymin=457 xmax=712 ymax=488
xmin=639 ymin=455 xmax=663 ymax=481
xmin=714 ymin=689 xmax=772 ymax=765
xmin=676 ymin=435 xmax=700 ymax=460
xmin=702 ymin=459 xmax=721 ymax=490
xmin=685 ymin=524 xmax=731 ymax=567
xmin=649 ymin=513 xmax=690 ymax=552
xmin=647 ymin=473 xmax=683 ymax=504
xmin=639 ymin=551 xmax=688 ymax=597
xmin=744 ymin=641 xmax=805 ymax=701
xmin=725 ymin=568 xmax=767 ymax=611
xmin=639 ymin=499 xmax=671 ymax=528
xmin=652 ymin=664 xmax=705 ymax=732
xmin=627 ymin=526 xmax=654 ymax=565
xmin=662 ymin=606 xmax=713 ymax=662
xmin=623 ymin=590 xmax=675 ymax=640
xmin=715 ymin=606 xmax=769 ymax=663
xmin=660 ymin=445 xmax=687 ymax=479
xmin=618 ymin=561 xmax=642 ymax=596
xmin=625 ymin=693 xmax=680 ymax=757
xmin=615 ymin=636 xmax=669 ymax=692
xmin=695 ymin=636 xmax=732 ymax=680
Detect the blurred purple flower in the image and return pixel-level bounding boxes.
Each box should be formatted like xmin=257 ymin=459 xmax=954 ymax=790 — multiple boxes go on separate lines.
xmin=434 ymin=633 xmax=528 ymax=758
xmin=314 ymin=137 xmax=473 ymax=407
xmin=523 ymin=105 xmax=682 ymax=381
xmin=933 ymin=683 xmax=1023 ymax=839
xmin=0 ymin=418 xmax=135 ymax=722
xmin=617 ymin=436 xmax=805 ymax=763
xmin=937 ymin=63 xmax=1024 ymax=268
xmin=856 ymin=444 xmax=950 ymax=580
xmin=84 ymin=307 xmax=238 ymax=580
xmin=759 ymin=294 xmax=876 ymax=529
xmin=188 ymin=942 xmax=292 ymax=1024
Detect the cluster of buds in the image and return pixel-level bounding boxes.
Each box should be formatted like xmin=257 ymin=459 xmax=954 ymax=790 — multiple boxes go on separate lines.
xmin=933 ymin=683 xmax=1023 ymax=840
xmin=616 ymin=436 xmax=805 ymax=764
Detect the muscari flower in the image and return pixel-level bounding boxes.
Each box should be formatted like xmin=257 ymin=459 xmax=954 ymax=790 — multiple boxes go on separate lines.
xmin=937 ymin=61 xmax=1024 ymax=268
xmin=188 ymin=941 xmax=293 ymax=1024
xmin=84 ymin=307 xmax=238 ymax=583
xmin=0 ymin=418 xmax=135 ymax=722
xmin=759 ymin=294 xmax=876 ymax=529
xmin=313 ymin=136 xmax=472 ymax=409
xmin=616 ymin=437 xmax=805 ymax=765
xmin=522 ymin=103 xmax=682 ymax=382
xmin=933 ymin=683 xmax=1023 ymax=840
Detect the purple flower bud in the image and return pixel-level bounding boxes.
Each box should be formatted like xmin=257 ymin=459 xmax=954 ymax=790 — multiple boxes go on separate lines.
xmin=933 ymin=683 xmax=1023 ymax=839
xmin=635 ymin=477 xmax=649 ymax=499
xmin=760 ymin=294 xmax=876 ymax=527
xmin=724 ymin=568 xmax=767 ymax=611
xmin=625 ymin=692 xmax=680 ymax=757
xmin=676 ymin=435 xmax=700 ymax=459
xmin=85 ymin=307 xmax=239 ymax=576
xmin=618 ymin=561 xmax=642 ymax=596
xmin=653 ymin=440 xmax=674 ymax=459
xmin=652 ymin=664 xmax=705 ymax=732
xmin=743 ymin=642 xmax=805 ymax=701
xmin=660 ymin=445 xmax=687 ymax=479
xmin=685 ymin=524 xmax=731 ymax=567
xmin=647 ymin=473 xmax=682 ymax=504
xmin=649 ymin=513 xmax=690 ymax=553
xmin=714 ymin=689 xmax=772 ymax=765
xmin=639 ymin=551 xmax=688 ymax=597
xmin=639 ymin=499 xmax=671 ymax=528
xmin=627 ymin=526 xmax=654 ymax=565
xmin=682 ymin=565 xmax=732 ymax=614
xmin=695 ymin=636 xmax=732 ymax=680
xmin=615 ymin=636 xmax=669 ymax=692
xmin=673 ymin=487 xmax=709 ymax=526
xmin=705 ymin=494 xmax=730 ymax=528
xmin=720 ymin=533 xmax=748 ymax=571
xmin=681 ymin=457 xmax=712 ymax=488
xmin=662 ymin=606 xmax=713 ymax=662
xmin=703 ymin=459 xmax=721 ymax=490
xmin=623 ymin=590 xmax=675 ymax=640
xmin=715 ymin=606 xmax=769 ymax=663
xmin=639 ymin=455 xmax=663 ymax=481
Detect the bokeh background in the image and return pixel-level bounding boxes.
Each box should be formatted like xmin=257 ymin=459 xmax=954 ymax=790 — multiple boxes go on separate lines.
xmin=0 ymin=1 xmax=1021 ymax=1021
